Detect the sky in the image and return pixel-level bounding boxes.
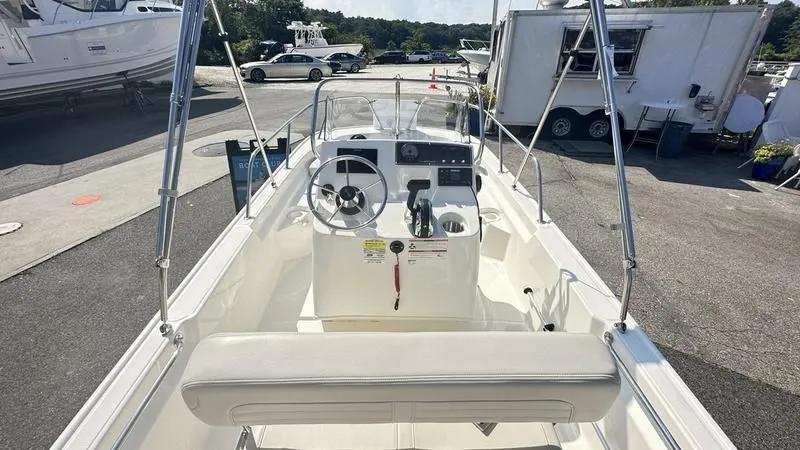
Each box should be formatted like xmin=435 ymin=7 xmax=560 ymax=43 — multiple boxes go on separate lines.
xmin=304 ymin=0 xmax=799 ymax=24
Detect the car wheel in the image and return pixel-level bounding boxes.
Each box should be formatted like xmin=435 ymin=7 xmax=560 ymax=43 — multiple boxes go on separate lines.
xmin=250 ymin=69 xmax=265 ymax=83
xmin=309 ymin=68 xmax=323 ymax=81
xmin=350 ymin=64 xmax=360 ymax=73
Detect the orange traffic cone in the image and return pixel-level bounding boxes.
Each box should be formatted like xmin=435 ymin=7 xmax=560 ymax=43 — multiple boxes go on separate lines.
xmin=429 ymin=67 xmax=437 ymax=89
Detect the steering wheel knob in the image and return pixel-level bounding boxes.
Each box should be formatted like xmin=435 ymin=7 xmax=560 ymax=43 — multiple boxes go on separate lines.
xmin=339 ymin=185 xmax=358 ymax=201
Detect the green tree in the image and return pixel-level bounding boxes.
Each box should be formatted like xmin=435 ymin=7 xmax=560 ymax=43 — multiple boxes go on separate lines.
xmin=757 ymin=42 xmax=778 ymax=61
xmin=401 ymin=31 xmax=430 ymax=53
xmin=386 ymin=40 xmax=397 ymax=51
xmin=785 ymin=15 xmax=800 ymax=61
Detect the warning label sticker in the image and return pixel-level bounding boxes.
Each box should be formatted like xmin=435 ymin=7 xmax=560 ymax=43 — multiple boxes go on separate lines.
xmin=362 ymin=240 xmax=386 ymax=264
xmin=408 ymin=239 xmax=448 ymax=264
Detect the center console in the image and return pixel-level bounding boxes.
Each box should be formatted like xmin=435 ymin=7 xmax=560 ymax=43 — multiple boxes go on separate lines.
xmin=312 ymin=139 xmax=481 ymax=324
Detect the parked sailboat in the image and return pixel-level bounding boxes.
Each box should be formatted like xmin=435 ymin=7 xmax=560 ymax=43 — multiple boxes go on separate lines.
xmin=52 ymin=0 xmax=736 ymax=448
xmin=0 ymin=0 xmax=181 ymax=105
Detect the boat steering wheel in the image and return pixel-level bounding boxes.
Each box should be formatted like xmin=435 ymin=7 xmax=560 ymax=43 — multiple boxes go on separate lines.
xmin=306 ymin=155 xmax=388 ymax=231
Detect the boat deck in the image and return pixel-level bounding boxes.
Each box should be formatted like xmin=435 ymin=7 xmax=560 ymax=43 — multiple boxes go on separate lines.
xmin=253 ymin=422 xmax=561 ymax=450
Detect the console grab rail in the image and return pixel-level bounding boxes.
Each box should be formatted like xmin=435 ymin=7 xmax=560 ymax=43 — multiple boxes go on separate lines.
xmin=244 ymin=102 xmax=314 ymax=219
xmin=469 ymin=104 xmax=544 ymax=224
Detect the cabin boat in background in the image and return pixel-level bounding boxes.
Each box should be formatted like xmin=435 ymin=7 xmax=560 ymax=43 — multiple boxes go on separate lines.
xmin=283 ymin=21 xmax=363 ymax=58
xmin=457 ymin=38 xmax=491 ymax=70
xmin=0 ymin=0 xmax=181 ymax=105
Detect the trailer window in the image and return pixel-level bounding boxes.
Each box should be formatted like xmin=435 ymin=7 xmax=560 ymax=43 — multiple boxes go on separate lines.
xmin=558 ymin=29 xmax=645 ymax=76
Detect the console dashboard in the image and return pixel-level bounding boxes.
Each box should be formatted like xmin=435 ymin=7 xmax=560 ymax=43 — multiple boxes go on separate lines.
xmin=395 ymin=142 xmax=472 ymax=166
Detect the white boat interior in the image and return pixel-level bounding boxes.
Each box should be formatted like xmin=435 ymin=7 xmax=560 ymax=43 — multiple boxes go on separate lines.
xmin=52 ymin=0 xmax=736 ymax=448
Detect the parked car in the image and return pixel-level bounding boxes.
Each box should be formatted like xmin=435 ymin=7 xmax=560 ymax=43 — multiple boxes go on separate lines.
xmin=431 ymin=51 xmax=447 ymax=63
xmin=372 ymin=51 xmax=407 ymax=64
xmin=240 ymin=53 xmax=332 ymax=82
xmin=326 ymin=60 xmax=342 ymax=72
xmin=323 ymin=52 xmax=367 ymax=73
xmin=447 ymin=54 xmax=466 ymax=64
xmin=407 ymin=50 xmax=432 ymax=63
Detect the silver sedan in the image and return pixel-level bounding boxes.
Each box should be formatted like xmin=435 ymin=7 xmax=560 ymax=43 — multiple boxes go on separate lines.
xmin=240 ymin=53 xmax=333 ymax=82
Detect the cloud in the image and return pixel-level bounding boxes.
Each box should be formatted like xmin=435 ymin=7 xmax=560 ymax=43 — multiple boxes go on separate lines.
xmin=304 ymin=0 xmax=799 ymax=24
xmin=303 ymin=0 xmax=498 ymax=24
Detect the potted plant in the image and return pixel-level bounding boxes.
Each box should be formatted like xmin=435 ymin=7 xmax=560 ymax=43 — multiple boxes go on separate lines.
xmin=467 ymin=84 xmax=496 ymax=137
xmin=444 ymin=86 xmax=466 ymax=130
xmin=751 ymin=142 xmax=795 ymax=180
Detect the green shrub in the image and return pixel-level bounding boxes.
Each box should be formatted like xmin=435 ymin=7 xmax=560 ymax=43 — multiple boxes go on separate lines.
xmin=231 ymin=39 xmax=262 ymax=64
xmin=753 ymin=142 xmax=795 ymax=163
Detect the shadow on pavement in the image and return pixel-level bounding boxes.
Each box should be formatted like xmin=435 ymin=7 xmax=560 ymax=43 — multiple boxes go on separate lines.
xmin=0 ymin=88 xmax=241 ymax=170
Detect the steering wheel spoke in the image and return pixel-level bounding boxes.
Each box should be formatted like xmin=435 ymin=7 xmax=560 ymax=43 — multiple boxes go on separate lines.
xmin=306 ymin=155 xmax=388 ymax=231
xmin=353 ymin=202 xmax=372 ymax=220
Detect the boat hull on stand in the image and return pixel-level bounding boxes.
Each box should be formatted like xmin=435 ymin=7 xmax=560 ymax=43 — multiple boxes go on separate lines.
xmin=0 ymin=14 xmax=181 ymax=105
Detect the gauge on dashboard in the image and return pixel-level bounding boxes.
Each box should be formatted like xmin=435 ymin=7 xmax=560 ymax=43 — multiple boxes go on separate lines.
xmin=399 ymin=143 xmax=419 ymax=162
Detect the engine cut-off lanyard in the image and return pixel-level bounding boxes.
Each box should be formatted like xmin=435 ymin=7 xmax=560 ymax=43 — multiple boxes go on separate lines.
xmin=388 ymin=240 xmax=404 ymax=311
xmin=393 ymin=253 xmax=400 ymax=310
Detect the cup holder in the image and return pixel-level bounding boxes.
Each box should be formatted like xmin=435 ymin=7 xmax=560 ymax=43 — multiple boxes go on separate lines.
xmin=442 ymin=220 xmax=465 ymax=234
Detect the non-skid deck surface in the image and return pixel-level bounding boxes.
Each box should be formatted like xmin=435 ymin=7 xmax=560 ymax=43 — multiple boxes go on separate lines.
xmin=256 ymin=422 xmax=561 ymax=449
xmin=256 ymin=252 xmax=540 ymax=333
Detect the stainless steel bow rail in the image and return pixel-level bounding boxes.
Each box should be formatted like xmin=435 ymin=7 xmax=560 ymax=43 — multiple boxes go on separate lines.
xmin=111 ymin=334 xmax=184 ymax=449
xmin=604 ymin=331 xmax=681 ymax=450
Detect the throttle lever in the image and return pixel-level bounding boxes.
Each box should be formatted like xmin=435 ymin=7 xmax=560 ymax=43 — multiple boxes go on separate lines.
xmin=406 ymin=179 xmax=431 ymax=212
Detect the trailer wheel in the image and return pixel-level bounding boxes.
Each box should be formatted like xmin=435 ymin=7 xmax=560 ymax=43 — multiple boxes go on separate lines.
xmin=584 ymin=111 xmax=625 ymax=142
xmin=587 ymin=114 xmax=611 ymax=140
xmin=542 ymin=108 xmax=579 ymax=140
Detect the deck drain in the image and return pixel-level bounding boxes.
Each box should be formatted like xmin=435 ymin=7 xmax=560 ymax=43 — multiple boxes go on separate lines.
xmin=192 ymin=142 xmax=228 ymax=157
xmin=0 ymin=222 xmax=23 ymax=236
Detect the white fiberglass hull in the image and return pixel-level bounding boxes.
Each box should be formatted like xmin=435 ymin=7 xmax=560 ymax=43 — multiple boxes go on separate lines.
xmin=457 ymin=49 xmax=490 ymax=69
xmin=52 ymin=128 xmax=735 ymax=450
xmin=0 ymin=14 xmax=180 ymax=103
xmin=286 ymin=43 xmax=363 ymax=58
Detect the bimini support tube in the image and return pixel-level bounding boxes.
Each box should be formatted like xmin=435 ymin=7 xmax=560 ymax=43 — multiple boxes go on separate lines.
xmin=153 ymin=0 xmax=207 ymax=337
xmin=512 ymin=13 xmax=591 ymax=189
xmin=587 ymin=0 xmax=637 ymax=332
xmin=510 ymin=2 xmax=637 ymax=332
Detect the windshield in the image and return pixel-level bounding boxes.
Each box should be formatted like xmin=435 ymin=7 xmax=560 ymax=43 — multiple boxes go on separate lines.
xmin=314 ymin=80 xmax=475 ymax=141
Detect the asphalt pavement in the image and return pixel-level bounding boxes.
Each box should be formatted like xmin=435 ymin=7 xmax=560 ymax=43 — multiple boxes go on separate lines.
xmin=1 ymin=69 xmax=799 ymax=449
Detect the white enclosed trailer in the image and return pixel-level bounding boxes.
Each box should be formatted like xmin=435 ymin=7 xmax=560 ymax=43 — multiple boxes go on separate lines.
xmin=488 ymin=5 xmax=773 ymax=140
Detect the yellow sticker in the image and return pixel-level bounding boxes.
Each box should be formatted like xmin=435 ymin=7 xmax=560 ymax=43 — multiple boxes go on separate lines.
xmin=362 ymin=240 xmax=386 ymax=263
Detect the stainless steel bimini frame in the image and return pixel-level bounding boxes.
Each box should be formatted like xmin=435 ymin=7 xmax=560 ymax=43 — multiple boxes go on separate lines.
xmin=509 ymin=1 xmax=637 ymax=333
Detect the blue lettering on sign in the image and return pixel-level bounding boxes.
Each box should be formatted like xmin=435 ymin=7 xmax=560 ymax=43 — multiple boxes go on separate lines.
xmin=230 ymin=153 xmax=286 ymax=183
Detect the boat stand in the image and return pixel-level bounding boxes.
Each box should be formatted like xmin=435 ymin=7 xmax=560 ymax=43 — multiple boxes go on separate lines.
xmin=62 ymin=92 xmax=81 ymax=117
xmin=118 ymin=72 xmax=154 ymax=113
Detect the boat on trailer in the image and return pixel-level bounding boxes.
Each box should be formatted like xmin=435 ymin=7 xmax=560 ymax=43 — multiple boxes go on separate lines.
xmin=52 ymin=0 xmax=736 ymax=448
